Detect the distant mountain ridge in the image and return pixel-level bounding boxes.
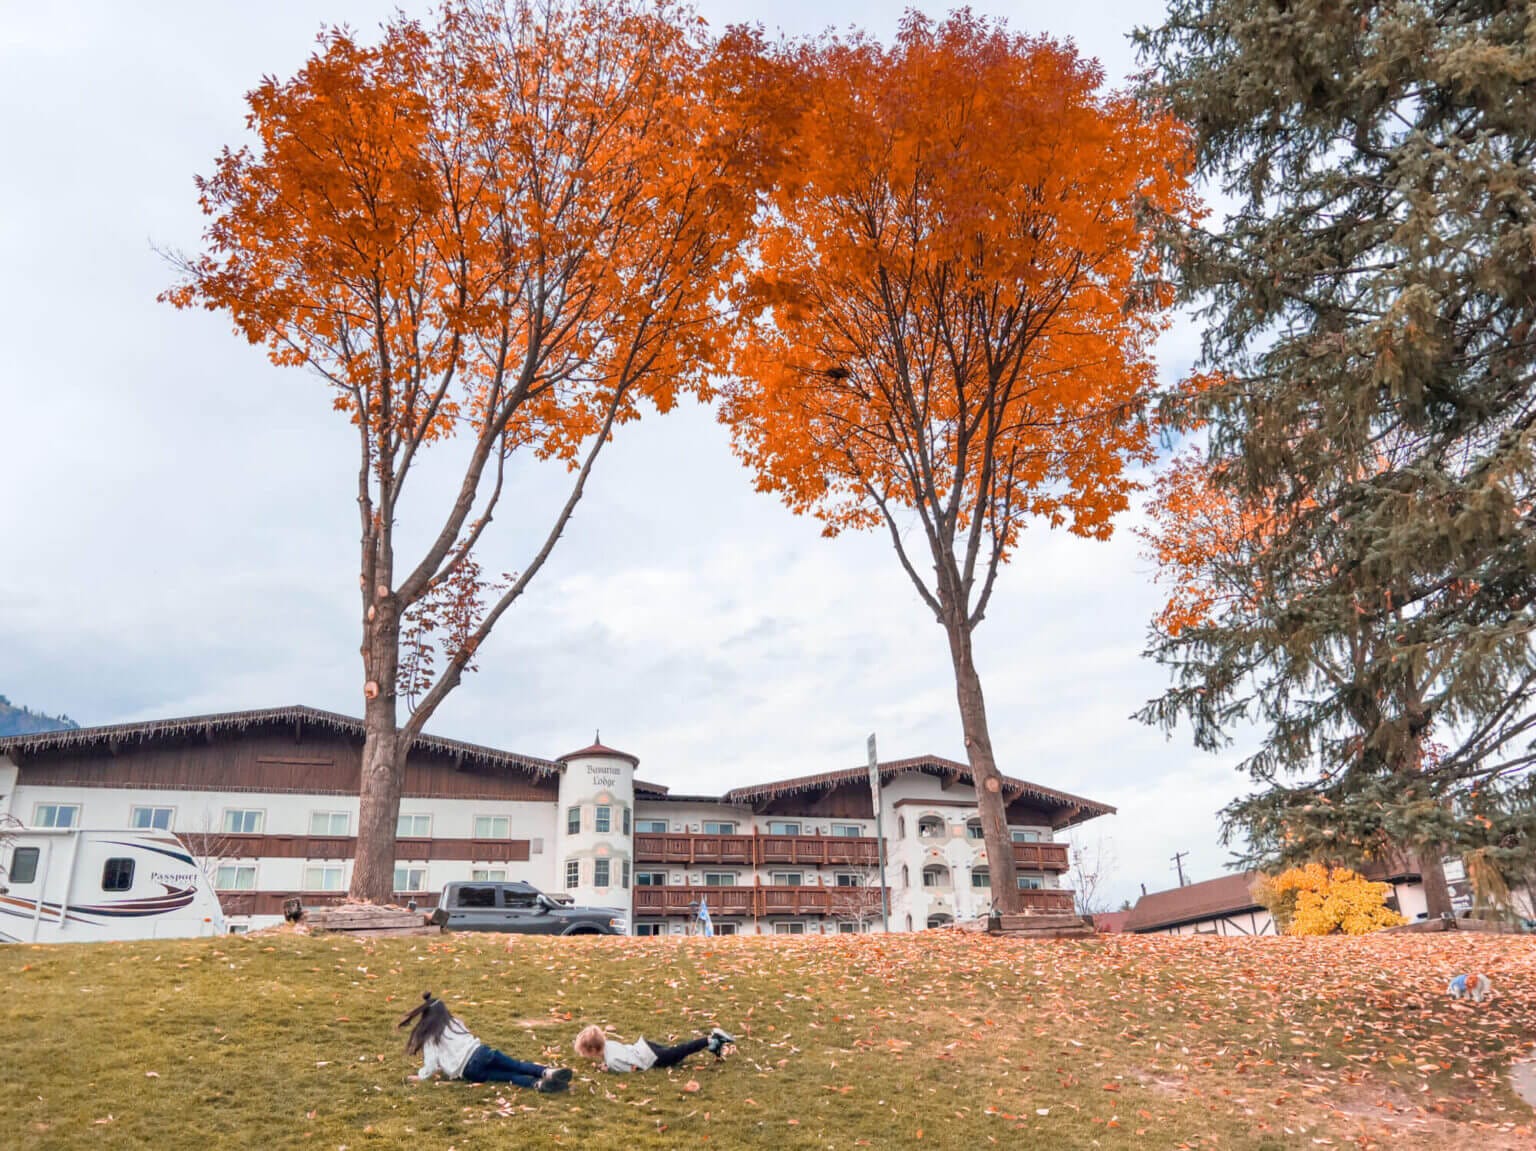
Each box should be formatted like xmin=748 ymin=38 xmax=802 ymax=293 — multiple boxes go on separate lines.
xmin=0 ymin=696 xmax=79 ymax=737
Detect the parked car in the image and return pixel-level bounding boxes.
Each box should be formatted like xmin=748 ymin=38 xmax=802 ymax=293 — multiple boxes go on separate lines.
xmin=430 ymin=880 xmax=627 ymax=935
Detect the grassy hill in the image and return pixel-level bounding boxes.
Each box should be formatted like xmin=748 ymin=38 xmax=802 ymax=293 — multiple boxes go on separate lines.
xmin=2 ymin=932 xmax=1533 ymax=1150
xmin=0 ymin=695 xmax=78 ymax=737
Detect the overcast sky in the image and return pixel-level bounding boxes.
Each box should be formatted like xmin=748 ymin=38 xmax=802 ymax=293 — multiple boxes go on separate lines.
xmin=0 ymin=0 xmax=1253 ymax=909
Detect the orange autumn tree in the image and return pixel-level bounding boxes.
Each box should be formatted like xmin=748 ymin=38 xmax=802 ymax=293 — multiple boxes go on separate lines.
xmin=721 ymin=11 xmax=1194 ymax=911
xmin=164 ymin=1 xmax=759 ymax=903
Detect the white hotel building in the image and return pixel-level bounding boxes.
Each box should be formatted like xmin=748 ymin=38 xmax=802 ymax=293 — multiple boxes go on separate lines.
xmin=0 ymin=706 xmax=1112 ymax=934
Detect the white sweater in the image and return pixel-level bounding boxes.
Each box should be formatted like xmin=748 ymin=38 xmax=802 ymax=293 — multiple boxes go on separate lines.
xmin=417 ymin=1021 xmax=482 ymax=1080
xmin=603 ymin=1038 xmax=658 ymax=1073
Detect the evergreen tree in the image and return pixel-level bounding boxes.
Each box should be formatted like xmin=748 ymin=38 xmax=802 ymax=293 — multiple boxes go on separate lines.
xmin=1135 ymin=1 xmax=1536 ymax=913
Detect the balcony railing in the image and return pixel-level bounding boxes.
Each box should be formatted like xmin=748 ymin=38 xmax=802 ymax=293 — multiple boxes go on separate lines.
xmin=1017 ymin=888 xmax=1076 ymax=914
xmin=631 ymin=883 xmax=888 ymax=917
xmin=216 ymin=890 xmax=441 ymax=917
xmin=1012 ymin=842 xmax=1070 ymax=872
xmin=633 ymin=832 xmax=881 ymax=867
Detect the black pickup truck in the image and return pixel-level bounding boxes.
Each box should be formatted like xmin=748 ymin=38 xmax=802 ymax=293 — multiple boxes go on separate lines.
xmin=430 ymin=880 xmax=628 ymax=935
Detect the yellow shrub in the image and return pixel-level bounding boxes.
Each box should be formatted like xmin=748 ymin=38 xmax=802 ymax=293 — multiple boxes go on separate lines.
xmin=1257 ymin=864 xmax=1404 ymax=936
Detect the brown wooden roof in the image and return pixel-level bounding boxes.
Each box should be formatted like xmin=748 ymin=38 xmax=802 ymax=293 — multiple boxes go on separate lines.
xmin=722 ymin=754 xmax=1114 ymax=825
xmin=557 ymin=740 xmax=640 ymax=767
xmin=0 ymin=705 xmax=559 ymax=777
xmin=1123 ymin=872 xmax=1263 ymax=933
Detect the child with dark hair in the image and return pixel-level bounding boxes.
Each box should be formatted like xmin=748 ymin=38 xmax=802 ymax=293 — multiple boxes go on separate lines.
xmin=398 ymin=992 xmax=573 ymax=1091
xmin=573 ymin=1023 xmax=736 ymax=1073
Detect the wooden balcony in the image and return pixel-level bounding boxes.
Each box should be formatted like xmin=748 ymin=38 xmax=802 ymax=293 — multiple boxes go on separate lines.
xmin=1012 ymin=842 xmax=1070 ymax=872
xmin=633 ymin=832 xmax=881 ymax=867
xmin=633 ymin=833 xmax=755 ymax=865
xmin=217 ymin=890 xmax=441 ymax=917
xmin=1017 ymin=888 xmax=1077 ymax=914
xmin=217 ymin=833 xmax=531 ymax=863
xmin=631 ymin=883 xmax=888 ymax=917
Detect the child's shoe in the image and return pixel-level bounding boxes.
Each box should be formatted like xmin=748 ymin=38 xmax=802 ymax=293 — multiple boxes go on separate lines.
xmin=537 ymin=1068 xmax=572 ymax=1092
xmin=706 ymin=1027 xmax=737 ymax=1056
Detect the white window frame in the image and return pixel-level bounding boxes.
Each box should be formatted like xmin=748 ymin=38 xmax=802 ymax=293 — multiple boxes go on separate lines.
xmin=766 ymin=821 xmax=801 ymax=837
xmin=703 ymin=820 xmax=737 ymax=835
xmin=33 ymin=802 xmax=81 ymax=829
xmin=965 ymin=819 xmax=985 ymax=840
xmin=830 ymin=823 xmax=862 ymax=838
xmin=595 ymin=806 xmax=612 ymax=834
xmin=635 ymin=871 xmax=667 ymax=887
xmin=308 ymin=811 xmax=350 ymax=836
xmin=636 ymin=820 xmax=667 ymax=834
xmin=303 ymin=863 xmax=346 ymax=892
xmin=567 ymin=806 xmax=581 ymax=835
xmin=396 ymin=813 xmax=432 ymax=838
xmin=130 ymin=805 xmax=175 ymax=831
xmin=215 ymin=863 xmax=257 ymax=891
xmin=222 ymin=808 xmax=264 ymax=835
xmin=714 ymin=922 xmax=739 ymax=935
xmin=474 ymin=815 xmax=511 ymax=839
xmin=970 ymin=867 xmax=990 ymax=889
xmin=922 ymin=865 xmax=949 ymax=888
xmin=837 ymin=921 xmax=860 ymax=933
xmin=593 ymin=858 xmax=610 ymax=888
xmin=917 ymin=816 xmax=945 ymax=839
xmin=565 ymin=859 xmax=580 ymax=888
xmin=834 ymin=872 xmax=862 ymax=887
xmin=773 ymin=921 xmax=806 ymax=935
xmin=635 ymin=922 xmax=665 ymax=936
xmin=1017 ymin=874 xmax=1044 ymax=890
xmin=1010 ymin=828 xmax=1043 ymax=843
xmin=393 ymin=864 xmax=428 ymax=893
xmin=471 ymin=868 xmax=508 ymax=881
xmin=622 ymin=860 xmax=630 ymax=889
xmin=702 ymin=872 xmax=737 ymax=887
xmin=770 ymin=871 xmax=803 ymax=887
xmin=622 ymin=808 xmax=631 ymax=836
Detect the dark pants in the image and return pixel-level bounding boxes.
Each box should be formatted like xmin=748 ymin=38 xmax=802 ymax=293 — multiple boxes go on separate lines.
xmin=642 ymin=1037 xmax=710 ymax=1069
xmin=462 ymin=1044 xmax=547 ymax=1088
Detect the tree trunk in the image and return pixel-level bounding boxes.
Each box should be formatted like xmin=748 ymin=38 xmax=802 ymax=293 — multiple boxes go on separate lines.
xmin=350 ymin=588 xmax=403 ymax=904
xmin=943 ymin=617 xmax=1020 ymax=914
xmin=1417 ymin=846 xmax=1455 ymax=920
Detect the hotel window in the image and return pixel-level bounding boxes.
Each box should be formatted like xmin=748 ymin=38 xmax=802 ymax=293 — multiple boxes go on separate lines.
xmin=101 ymin=858 xmax=135 ymax=892
xmin=834 ymin=873 xmax=862 ymax=887
xmin=595 ymin=806 xmax=611 ymax=834
xmin=635 ymin=923 xmax=665 ymax=936
xmin=770 ymin=871 xmax=803 ymax=887
xmin=565 ymin=859 xmax=580 ymax=888
xmin=926 ymin=914 xmax=954 ymax=929
xmin=474 ymin=815 xmax=510 ymax=839
xmin=1010 ymin=828 xmax=1042 ymax=843
xmin=635 ymin=872 xmax=667 ymax=886
xmin=567 ymin=807 xmax=581 ymax=835
xmin=970 ymin=867 xmax=990 ymax=888
xmin=304 ymin=864 xmax=345 ymax=891
xmin=830 ymin=823 xmax=862 ymax=837
xmin=309 ymin=811 xmax=349 ymax=836
xmin=636 ymin=820 xmax=667 ymax=834
xmin=965 ymin=819 xmax=985 ymax=840
xmin=837 ymin=922 xmax=860 ymax=934
xmin=471 ymin=869 xmax=508 ymax=882
xmin=767 ymin=821 xmax=801 ymax=836
xmin=622 ymin=808 xmax=631 ymax=836
xmin=703 ymin=821 xmax=737 ymax=835
xmin=394 ymin=865 xmax=428 ymax=893
xmin=222 ymin=808 xmax=263 ymax=835
xmin=922 ymin=865 xmax=950 ymax=888
xmin=714 ymin=922 xmax=738 ymax=935
xmin=1017 ymin=874 xmax=1044 ymax=890
xmin=901 ymin=864 xmax=909 ymax=889
xmin=216 ymin=864 xmax=257 ymax=890
xmin=131 ymin=806 xmax=174 ymax=831
xmin=773 ymin=922 xmax=806 ymax=935
xmin=396 ymin=813 xmax=431 ymax=838
xmin=622 ymin=861 xmax=631 ymax=889
xmin=917 ymin=816 xmax=944 ymax=838
xmin=703 ymin=872 xmax=737 ymax=887
xmin=593 ymin=859 xmax=610 ymax=888
xmin=34 ymin=803 xmax=81 ymax=828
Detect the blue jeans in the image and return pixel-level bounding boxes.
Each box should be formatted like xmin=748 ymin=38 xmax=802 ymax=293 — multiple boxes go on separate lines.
xmin=462 ymin=1045 xmax=547 ymax=1088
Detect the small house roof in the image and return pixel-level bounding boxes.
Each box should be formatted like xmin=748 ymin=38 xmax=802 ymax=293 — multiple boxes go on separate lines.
xmin=1123 ymin=873 xmax=1263 ymax=933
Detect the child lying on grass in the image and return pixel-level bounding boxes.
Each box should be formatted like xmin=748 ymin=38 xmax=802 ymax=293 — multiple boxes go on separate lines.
xmin=574 ymin=1023 xmax=736 ymax=1072
xmin=398 ymin=991 xmax=573 ymax=1091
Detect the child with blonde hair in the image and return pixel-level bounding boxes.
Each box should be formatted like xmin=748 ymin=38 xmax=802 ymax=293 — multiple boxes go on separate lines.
xmin=574 ymin=1022 xmax=735 ymax=1072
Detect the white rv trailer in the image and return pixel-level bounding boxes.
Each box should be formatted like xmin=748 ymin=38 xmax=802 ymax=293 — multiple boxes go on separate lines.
xmin=0 ymin=828 xmax=226 ymax=943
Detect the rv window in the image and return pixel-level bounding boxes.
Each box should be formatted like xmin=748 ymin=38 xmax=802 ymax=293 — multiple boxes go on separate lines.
xmin=456 ymin=886 xmax=497 ymax=908
xmin=9 ymin=847 xmax=39 ymax=884
xmin=102 ymin=858 xmax=135 ymax=892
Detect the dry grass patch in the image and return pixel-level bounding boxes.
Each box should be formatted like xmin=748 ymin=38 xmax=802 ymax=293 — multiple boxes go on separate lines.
xmin=1 ymin=931 xmax=1532 ymax=1149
